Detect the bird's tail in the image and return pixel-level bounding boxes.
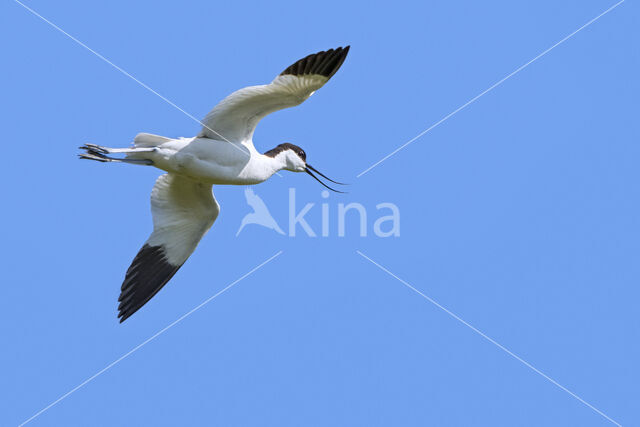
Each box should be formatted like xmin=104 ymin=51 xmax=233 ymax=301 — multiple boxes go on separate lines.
xmin=133 ymin=132 xmax=172 ymax=148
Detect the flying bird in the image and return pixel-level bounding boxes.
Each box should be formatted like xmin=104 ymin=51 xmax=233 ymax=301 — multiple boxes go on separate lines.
xmin=236 ymin=188 xmax=285 ymax=236
xmin=80 ymin=46 xmax=349 ymax=322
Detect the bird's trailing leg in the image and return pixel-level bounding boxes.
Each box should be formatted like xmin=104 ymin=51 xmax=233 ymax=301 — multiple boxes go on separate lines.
xmin=78 ymin=144 xmax=154 ymax=165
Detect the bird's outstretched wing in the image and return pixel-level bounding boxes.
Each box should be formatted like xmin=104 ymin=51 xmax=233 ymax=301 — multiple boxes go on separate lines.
xmin=199 ymin=46 xmax=350 ymax=144
xmin=118 ymin=174 xmax=220 ymax=322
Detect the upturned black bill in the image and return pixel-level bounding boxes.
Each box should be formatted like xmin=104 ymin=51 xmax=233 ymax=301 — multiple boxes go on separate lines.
xmin=305 ymin=165 xmax=347 ymax=193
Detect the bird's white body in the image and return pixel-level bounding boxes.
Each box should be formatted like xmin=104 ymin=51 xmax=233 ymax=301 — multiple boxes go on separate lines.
xmin=130 ymin=136 xmax=281 ymax=185
xmin=80 ymin=46 xmax=350 ymax=322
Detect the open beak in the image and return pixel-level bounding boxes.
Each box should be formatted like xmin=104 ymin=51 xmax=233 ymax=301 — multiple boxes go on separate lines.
xmin=305 ymin=164 xmax=348 ymax=193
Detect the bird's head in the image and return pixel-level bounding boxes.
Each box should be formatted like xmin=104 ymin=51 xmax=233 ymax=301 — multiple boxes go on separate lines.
xmin=264 ymin=143 xmax=346 ymax=192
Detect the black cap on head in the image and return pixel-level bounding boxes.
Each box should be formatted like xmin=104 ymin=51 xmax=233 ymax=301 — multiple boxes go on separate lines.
xmin=263 ymin=143 xmax=347 ymax=193
xmin=264 ymin=143 xmax=306 ymax=161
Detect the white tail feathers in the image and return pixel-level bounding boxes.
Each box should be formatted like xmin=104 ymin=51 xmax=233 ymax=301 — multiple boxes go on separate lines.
xmin=134 ymin=133 xmax=172 ymax=147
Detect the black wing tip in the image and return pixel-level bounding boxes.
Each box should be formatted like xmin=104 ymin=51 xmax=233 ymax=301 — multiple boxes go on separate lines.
xmin=118 ymin=311 xmax=130 ymax=323
xmin=117 ymin=244 xmax=181 ymax=323
xmin=280 ymin=46 xmax=350 ymax=79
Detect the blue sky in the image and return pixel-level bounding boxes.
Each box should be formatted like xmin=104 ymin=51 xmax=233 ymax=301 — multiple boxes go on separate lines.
xmin=1 ymin=0 xmax=638 ymax=425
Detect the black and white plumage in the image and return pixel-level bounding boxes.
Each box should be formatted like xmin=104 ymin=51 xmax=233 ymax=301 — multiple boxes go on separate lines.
xmin=80 ymin=46 xmax=349 ymax=322
xmin=117 ymin=174 xmax=219 ymax=322
xmin=198 ymin=46 xmax=349 ymax=143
